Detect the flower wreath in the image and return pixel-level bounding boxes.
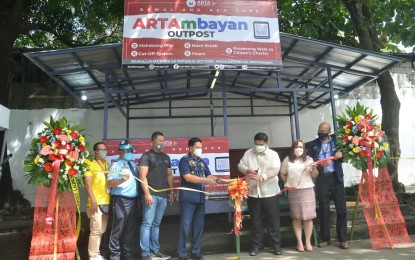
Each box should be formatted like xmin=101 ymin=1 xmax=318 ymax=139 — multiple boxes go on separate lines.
xmin=24 ymin=116 xmax=89 ymax=192
xmin=335 ymin=102 xmax=389 ymax=170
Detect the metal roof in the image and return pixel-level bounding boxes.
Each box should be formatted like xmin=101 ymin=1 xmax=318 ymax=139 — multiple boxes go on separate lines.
xmin=25 ymin=33 xmax=402 ymax=118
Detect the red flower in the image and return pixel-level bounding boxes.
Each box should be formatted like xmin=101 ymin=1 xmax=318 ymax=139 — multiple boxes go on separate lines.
xmin=359 ymin=139 xmax=367 ymax=146
xmin=377 ymin=150 xmax=384 ymax=159
xmin=54 ymin=127 xmax=62 ymax=135
xmin=66 ymin=159 xmax=75 ymax=166
xmin=44 ymin=162 xmax=53 ymax=172
xmin=364 ymin=114 xmax=372 ymax=120
xmin=70 ymin=131 xmax=79 ymax=139
xmin=68 ymin=168 xmax=78 ymax=176
xmin=49 ymin=154 xmax=62 ymax=161
xmin=54 ymin=140 xmax=61 ymax=149
xmin=343 ymin=135 xmax=349 ymax=142
xmin=345 ymin=121 xmax=353 ymax=128
xmin=79 ymin=145 xmax=86 ymax=152
xmin=39 ymin=136 xmax=48 ymax=143
xmin=357 ymin=124 xmax=364 ymax=131
xmin=366 ymin=124 xmax=374 ymax=131
xmin=359 ymin=150 xmax=366 ymax=157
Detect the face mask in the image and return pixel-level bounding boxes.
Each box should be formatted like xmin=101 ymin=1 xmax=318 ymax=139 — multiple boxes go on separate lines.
xmin=155 ymin=143 xmax=165 ymax=150
xmin=255 ymin=145 xmax=266 ymax=153
xmin=318 ymin=132 xmax=329 ymax=140
xmin=193 ymin=148 xmax=203 ymax=158
xmin=294 ymin=148 xmax=303 ymax=157
xmin=124 ymin=152 xmax=133 ymax=161
xmin=97 ymin=150 xmax=107 ymax=159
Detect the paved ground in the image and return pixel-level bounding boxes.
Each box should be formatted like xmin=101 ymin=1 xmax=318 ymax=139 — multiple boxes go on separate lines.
xmin=198 ymin=234 xmax=415 ymax=260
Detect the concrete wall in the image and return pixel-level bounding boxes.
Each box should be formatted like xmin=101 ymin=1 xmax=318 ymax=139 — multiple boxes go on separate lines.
xmin=5 ymin=63 xmax=415 ymax=208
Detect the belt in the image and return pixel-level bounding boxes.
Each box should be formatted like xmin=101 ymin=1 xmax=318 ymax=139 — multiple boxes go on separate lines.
xmin=322 ymin=171 xmax=335 ymax=176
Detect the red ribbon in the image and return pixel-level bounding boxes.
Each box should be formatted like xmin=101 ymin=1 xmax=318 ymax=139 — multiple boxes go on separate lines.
xmin=364 ymin=143 xmax=375 ymax=206
xmin=46 ymin=160 xmax=61 ymax=225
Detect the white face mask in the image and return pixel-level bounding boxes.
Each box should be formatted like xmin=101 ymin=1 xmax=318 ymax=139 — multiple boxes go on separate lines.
xmin=294 ymin=148 xmax=304 ymax=157
xmin=193 ymin=148 xmax=203 ymax=158
xmin=255 ymin=145 xmax=266 ymax=153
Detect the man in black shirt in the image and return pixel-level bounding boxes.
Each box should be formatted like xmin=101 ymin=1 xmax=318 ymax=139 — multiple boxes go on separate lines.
xmin=139 ymin=131 xmax=174 ymax=260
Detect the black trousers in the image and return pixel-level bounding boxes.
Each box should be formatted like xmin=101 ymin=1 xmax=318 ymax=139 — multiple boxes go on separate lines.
xmin=315 ymin=173 xmax=348 ymax=242
xmin=109 ymin=196 xmax=138 ymax=260
xmin=247 ymin=195 xmax=281 ymax=250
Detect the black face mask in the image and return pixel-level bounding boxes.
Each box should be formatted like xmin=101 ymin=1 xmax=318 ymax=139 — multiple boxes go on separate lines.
xmin=318 ymin=132 xmax=329 ymax=140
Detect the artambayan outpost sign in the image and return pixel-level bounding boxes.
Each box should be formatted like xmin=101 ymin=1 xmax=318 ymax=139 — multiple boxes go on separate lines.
xmin=122 ymin=0 xmax=282 ymax=70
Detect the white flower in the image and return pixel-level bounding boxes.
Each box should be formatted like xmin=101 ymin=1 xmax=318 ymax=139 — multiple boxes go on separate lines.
xmin=48 ymin=173 xmax=52 ymax=179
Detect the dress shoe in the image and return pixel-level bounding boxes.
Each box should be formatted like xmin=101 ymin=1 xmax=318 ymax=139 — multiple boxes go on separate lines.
xmin=318 ymin=241 xmax=331 ymax=248
xmin=339 ymin=242 xmax=350 ymax=249
xmin=190 ymin=253 xmax=204 ymax=260
xmin=305 ymin=245 xmax=313 ymax=252
xmin=249 ymin=248 xmax=259 ymax=256
xmin=296 ymin=245 xmax=304 ymax=252
xmin=273 ymin=248 xmax=282 ymax=255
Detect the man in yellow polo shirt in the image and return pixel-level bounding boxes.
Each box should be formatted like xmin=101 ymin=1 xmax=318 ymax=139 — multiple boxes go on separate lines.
xmin=84 ymin=142 xmax=111 ymax=260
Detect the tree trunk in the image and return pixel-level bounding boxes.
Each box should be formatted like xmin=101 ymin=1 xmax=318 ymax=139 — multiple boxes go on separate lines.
xmin=342 ymin=0 xmax=403 ymax=192
xmin=0 ymin=0 xmax=28 ymax=204
xmin=377 ymin=72 xmax=403 ymax=193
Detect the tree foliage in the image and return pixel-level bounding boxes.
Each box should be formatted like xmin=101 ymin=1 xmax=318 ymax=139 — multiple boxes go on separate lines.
xmin=278 ymin=0 xmax=415 ymax=52
xmin=14 ymin=0 xmax=124 ymax=48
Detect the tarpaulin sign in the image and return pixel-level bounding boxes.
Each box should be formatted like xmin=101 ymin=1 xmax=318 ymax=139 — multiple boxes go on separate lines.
xmin=122 ymin=0 xmax=282 ymax=70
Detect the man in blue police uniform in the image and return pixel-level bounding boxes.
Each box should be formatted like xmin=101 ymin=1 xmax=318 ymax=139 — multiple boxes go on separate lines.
xmin=176 ymin=137 xmax=222 ymax=260
xmin=306 ymin=122 xmax=349 ymax=249
xmin=107 ymin=140 xmax=139 ymax=260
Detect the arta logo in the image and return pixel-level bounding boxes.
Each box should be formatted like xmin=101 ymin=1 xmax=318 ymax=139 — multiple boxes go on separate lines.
xmin=186 ymin=0 xmax=196 ymax=8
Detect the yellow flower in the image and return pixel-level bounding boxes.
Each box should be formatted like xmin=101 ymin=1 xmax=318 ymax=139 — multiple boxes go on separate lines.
xmin=352 ymin=147 xmax=360 ymax=153
xmin=354 ymin=116 xmax=362 ymax=122
xmin=345 ymin=128 xmax=351 ymax=134
xmin=34 ymin=156 xmax=40 ymax=164
xmin=377 ymin=123 xmax=382 ymax=129
xmin=65 ymin=129 xmax=72 ymax=134
xmin=382 ymin=142 xmax=389 ymax=149
xmin=85 ymin=159 xmax=91 ymax=165
xmin=42 ymin=143 xmax=47 ymax=147
xmin=79 ymin=136 xmax=85 ymax=143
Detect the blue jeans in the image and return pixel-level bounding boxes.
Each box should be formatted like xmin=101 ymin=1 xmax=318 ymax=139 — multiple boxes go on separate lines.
xmin=177 ymin=202 xmax=205 ymax=257
xmin=140 ymin=195 xmax=168 ymax=256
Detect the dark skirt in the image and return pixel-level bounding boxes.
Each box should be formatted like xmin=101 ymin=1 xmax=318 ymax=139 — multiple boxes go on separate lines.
xmin=288 ymin=187 xmax=316 ymax=220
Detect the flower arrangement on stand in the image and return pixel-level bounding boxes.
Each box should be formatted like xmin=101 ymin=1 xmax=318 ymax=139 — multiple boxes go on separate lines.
xmin=24 ymin=116 xmax=89 ymax=191
xmin=334 ymin=103 xmax=412 ymax=249
xmin=227 ymin=178 xmax=249 ymax=235
xmin=24 ymin=116 xmax=90 ymax=259
xmin=335 ymin=102 xmax=389 ymax=171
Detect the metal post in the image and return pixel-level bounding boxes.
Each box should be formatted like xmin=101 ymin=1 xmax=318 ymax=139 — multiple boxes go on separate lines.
xmin=126 ymin=98 xmax=130 ymax=138
xmin=210 ymin=91 xmax=214 ymax=136
xmin=103 ymin=67 xmax=109 ymax=140
xmin=327 ymin=67 xmax=338 ymax=131
xmin=288 ymin=97 xmax=294 ymax=143
xmin=221 ymin=72 xmax=228 ymax=136
xmin=293 ymin=91 xmax=300 ymax=139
